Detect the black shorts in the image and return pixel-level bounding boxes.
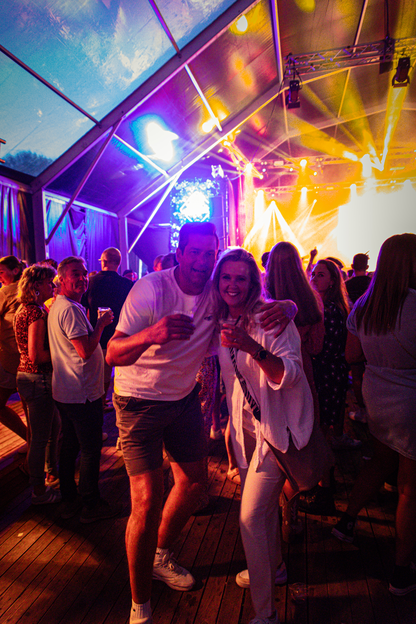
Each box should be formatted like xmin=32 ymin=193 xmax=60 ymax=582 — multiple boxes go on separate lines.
xmin=113 ymin=385 xmax=207 ymax=476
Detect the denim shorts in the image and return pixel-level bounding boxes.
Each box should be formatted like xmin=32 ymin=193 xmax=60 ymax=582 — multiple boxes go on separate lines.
xmin=113 ymin=384 xmax=207 ymax=476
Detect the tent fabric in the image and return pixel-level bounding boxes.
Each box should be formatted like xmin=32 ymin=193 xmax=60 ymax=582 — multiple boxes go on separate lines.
xmin=0 ymin=180 xmax=32 ymax=263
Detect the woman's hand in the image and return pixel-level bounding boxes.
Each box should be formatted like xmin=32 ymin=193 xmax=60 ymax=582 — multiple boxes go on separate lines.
xmin=220 ymin=322 xmax=259 ymax=356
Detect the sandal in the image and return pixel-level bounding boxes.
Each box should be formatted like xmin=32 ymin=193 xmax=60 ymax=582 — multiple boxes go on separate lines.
xmin=227 ymin=467 xmax=241 ymax=485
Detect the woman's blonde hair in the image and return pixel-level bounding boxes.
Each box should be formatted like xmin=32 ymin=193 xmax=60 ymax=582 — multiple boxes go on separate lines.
xmin=18 ymin=264 xmax=56 ymax=304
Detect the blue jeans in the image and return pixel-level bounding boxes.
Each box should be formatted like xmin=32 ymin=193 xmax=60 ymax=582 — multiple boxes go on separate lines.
xmin=17 ymin=372 xmax=61 ymax=490
xmin=55 ymin=399 xmax=103 ymax=506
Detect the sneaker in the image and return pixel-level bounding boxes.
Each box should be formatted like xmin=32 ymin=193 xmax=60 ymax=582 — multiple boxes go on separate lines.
xmin=348 ymin=408 xmax=367 ymax=423
xmin=298 ymin=486 xmax=336 ymax=516
xmin=331 ymin=514 xmax=355 ymax=543
xmin=60 ymin=496 xmax=83 ymax=519
xmin=79 ymin=499 xmax=122 ymax=524
xmin=249 ymin=614 xmax=278 ymax=624
xmin=389 ymin=565 xmax=416 ymax=596
xmin=331 ymin=433 xmax=362 ymax=451
xmin=236 ymin=561 xmax=287 ymax=588
xmin=32 ymin=486 xmax=62 ymax=505
xmin=152 ymin=549 xmax=195 ymax=590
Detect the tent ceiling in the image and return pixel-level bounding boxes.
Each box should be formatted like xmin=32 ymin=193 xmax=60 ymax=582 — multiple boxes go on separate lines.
xmin=1 ymin=0 xmax=416 ymax=220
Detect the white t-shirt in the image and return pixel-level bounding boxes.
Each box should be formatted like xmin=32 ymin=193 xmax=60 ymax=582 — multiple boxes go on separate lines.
xmin=114 ymin=267 xmax=217 ymax=401
xmin=48 ymin=295 xmax=104 ymax=403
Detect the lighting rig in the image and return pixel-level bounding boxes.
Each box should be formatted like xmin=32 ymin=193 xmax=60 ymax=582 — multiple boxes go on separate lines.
xmin=283 ymin=54 xmax=302 ymax=109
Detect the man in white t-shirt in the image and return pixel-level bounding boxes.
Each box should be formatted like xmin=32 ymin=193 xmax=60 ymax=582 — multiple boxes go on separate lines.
xmin=106 ymin=223 xmax=295 ymax=624
xmin=48 ymin=256 xmax=122 ymax=524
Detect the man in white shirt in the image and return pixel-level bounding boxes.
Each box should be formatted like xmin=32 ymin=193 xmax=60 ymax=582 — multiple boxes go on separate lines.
xmin=106 ymin=223 xmax=295 ymax=624
xmin=48 ymin=256 xmax=122 ymax=523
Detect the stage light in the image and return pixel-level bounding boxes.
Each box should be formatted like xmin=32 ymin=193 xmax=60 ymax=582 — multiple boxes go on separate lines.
xmin=360 ymin=154 xmax=372 ymax=178
xmin=286 ymin=80 xmax=301 ymax=108
xmin=146 ymin=122 xmax=178 ymax=161
xmin=392 ymin=57 xmax=410 ymax=88
xmin=300 ymin=159 xmax=307 ymax=168
xmin=236 ymin=15 xmax=248 ymax=33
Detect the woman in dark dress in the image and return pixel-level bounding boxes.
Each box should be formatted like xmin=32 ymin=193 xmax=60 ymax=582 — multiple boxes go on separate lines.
xmin=300 ymin=259 xmax=358 ymax=514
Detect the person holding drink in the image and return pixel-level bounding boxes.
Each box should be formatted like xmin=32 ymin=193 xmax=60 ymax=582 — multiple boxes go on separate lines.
xmin=213 ymin=248 xmax=314 ymax=624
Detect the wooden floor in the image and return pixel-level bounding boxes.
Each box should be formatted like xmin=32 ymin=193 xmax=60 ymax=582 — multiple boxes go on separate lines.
xmin=0 ymin=394 xmax=415 ymax=624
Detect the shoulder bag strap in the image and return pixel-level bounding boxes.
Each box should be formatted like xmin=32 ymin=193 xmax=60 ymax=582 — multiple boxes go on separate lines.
xmin=229 ymin=347 xmax=261 ymax=422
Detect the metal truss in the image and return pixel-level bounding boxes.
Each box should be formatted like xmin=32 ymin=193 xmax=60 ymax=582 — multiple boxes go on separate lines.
xmin=284 ymin=38 xmax=416 ymax=77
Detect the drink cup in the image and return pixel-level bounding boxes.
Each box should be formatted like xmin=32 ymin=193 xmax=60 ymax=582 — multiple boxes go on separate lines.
xmin=98 ymin=307 xmax=112 ymax=318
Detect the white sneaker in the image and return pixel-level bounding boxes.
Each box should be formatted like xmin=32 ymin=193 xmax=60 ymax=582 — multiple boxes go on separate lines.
xmin=236 ymin=561 xmax=287 ymax=588
xmin=152 ymin=549 xmax=195 ymax=590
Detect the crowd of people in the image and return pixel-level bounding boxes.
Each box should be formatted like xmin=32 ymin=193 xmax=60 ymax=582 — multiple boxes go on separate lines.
xmin=0 ymin=225 xmax=415 ymax=624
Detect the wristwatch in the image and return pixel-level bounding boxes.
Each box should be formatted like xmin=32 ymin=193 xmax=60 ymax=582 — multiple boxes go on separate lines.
xmin=252 ymin=345 xmax=268 ymax=361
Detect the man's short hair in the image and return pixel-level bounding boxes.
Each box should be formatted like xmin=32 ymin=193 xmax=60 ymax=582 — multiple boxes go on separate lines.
xmin=352 ymin=253 xmax=369 ymax=271
xmin=100 ymin=247 xmax=121 ymax=266
xmin=58 ymin=256 xmax=86 ymax=277
xmin=177 ymin=222 xmax=219 ymax=252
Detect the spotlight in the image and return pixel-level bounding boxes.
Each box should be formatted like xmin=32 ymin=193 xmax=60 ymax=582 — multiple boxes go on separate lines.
xmin=286 ymin=80 xmax=301 ymax=108
xmin=392 ymin=57 xmax=410 ymax=88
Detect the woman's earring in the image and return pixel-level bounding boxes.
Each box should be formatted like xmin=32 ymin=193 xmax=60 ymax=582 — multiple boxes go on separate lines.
xmin=35 ymin=290 xmax=40 ymax=296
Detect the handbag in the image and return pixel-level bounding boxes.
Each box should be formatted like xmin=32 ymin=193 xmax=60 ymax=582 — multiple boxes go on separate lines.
xmin=229 ymin=347 xmax=333 ymax=492
xmin=266 ymin=421 xmax=334 ymax=492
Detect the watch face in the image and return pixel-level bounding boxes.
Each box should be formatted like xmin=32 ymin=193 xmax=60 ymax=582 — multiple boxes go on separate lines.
xmin=258 ymin=349 xmax=268 ymax=360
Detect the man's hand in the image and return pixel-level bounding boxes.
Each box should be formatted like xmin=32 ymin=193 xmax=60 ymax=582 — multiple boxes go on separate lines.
xmin=259 ymin=300 xmax=298 ymax=337
xmin=106 ymin=314 xmax=195 ymax=367
xmin=97 ymin=309 xmax=114 ymax=328
xmin=148 ymin=314 xmax=195 ymax=344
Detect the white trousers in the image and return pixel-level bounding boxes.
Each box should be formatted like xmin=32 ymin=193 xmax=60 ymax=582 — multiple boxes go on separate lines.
xmin=238 ymin=431 xmax=285 ymax=618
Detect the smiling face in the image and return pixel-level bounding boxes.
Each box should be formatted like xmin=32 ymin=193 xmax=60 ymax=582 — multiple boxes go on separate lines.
xmin=175 ymin=234 xmax=218 ymax=295
xmin=59 ymin=261 xmax=88 ymax=302
xmin=218 ymin=260 xmax=251 ymax=317
xmin=310 ymin=262 xmax=333 ymax=297
xmin=0 ymin=264 xmax=19 ymax=286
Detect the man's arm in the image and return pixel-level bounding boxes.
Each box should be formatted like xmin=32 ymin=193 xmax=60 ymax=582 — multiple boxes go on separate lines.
xmin=106 ymin=314 xmax=195 ymax=367
xmin=71 ymin=309 xmax=114 ymax=360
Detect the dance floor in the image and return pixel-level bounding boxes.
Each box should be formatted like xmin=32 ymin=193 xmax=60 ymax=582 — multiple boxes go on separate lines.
xmin=0 ymin=394 xmax=415 ymax=624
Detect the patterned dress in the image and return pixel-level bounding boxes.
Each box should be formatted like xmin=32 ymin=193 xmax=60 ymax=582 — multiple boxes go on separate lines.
xmin=312 ymin=301 xmax=348 ymax=429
